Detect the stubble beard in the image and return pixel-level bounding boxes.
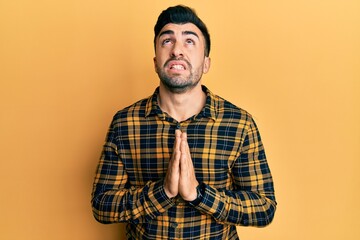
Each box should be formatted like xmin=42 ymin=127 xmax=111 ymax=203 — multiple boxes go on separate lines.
xmin=156 ymin=62 xmax=203 ymax=94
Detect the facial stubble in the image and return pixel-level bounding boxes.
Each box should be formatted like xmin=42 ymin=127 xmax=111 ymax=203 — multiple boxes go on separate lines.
xmin=156 ymin=59 xmax=203 ymax=94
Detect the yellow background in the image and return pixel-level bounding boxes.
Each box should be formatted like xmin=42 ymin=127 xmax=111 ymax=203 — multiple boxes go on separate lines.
xmin=1 ymin=0 xmax=359 ymax=239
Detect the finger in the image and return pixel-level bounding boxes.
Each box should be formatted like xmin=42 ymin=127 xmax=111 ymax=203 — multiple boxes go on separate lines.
xmin=173 ymin=129 xmax=182 ymax=151
xmin=180 ymin=132 xmax=191 ymax=163
xmin=171 ymin=130 xmax=182 ymax=162
xmin=181 ymin=131 xmax=187 ymax=139
xmin=175 ymin=129 xmax=182 ymax=140
xmin=180 ymin=139 xmax=193 ymax=176
xmin=181 ymin=140 xmax=189 ymax=160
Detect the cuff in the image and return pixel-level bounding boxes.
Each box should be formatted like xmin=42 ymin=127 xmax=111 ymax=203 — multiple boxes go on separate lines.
xmin=188 ymin=182 xmax=206 ymax=207
xmin=147 ymin=180 xmax=176 ymax=212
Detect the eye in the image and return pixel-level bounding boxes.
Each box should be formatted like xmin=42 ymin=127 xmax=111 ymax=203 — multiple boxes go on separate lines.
xmin=185 ymin=39 xmax=195 ymax=45
xmin=162 ymin=38 xmax=172 ymax=45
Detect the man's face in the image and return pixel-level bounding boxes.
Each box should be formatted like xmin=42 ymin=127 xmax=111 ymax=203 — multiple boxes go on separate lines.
xmin=154 ymin=23 xmax=210 ymax=93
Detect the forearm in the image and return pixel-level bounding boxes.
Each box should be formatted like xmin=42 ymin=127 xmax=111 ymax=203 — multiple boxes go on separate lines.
xmin=191 ymin=183 xmax=276 ymax=226
xmin=91 ymin=179 xmax=175 ymax=224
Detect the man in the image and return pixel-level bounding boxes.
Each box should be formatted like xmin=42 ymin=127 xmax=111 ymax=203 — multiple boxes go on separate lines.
xmin=91 ymin=5 xmax=276 ymax=239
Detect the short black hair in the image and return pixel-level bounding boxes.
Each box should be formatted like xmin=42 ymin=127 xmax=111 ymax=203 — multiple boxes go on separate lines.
xmin=154 ymin=5 xmax=211 ymax=57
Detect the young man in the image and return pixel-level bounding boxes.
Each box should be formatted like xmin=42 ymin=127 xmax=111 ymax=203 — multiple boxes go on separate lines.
xmin=91 ymin=5 xmax=276 ymax=239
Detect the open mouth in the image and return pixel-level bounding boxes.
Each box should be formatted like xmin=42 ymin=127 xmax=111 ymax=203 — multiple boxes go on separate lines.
xmin=166 ymin=60 xmax=188 ymax=71
xmin=170 ymin=64 xmax=185 ymax=70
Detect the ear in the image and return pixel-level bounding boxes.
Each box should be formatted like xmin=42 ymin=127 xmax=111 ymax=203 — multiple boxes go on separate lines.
xmin=203 ymin=57 xmax=211 ymax=74
xmin=153 ymin=57 xmax=158 ymax=73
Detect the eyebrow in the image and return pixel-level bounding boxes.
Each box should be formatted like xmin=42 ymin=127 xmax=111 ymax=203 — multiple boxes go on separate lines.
xmin=158 ymin=30 xmax=200 ymax=39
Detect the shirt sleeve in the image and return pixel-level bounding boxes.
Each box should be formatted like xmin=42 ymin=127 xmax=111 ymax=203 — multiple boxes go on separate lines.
xmin=91 ymin=120 xmax=175 ymax=224
xmin=191 ymin=117 xmax=277 ymax=227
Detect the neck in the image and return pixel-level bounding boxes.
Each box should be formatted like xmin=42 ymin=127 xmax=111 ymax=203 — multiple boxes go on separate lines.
xmin=158 ymin=84 xmax=206 ymax=122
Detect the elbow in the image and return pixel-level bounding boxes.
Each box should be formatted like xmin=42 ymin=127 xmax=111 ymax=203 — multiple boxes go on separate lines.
xmin=91 ymin=193 xmax=134 ymax=224
xmin=92 ymin=204 xmax=110 ymax=224
xmin=256 ymin=201 xmax=277 ymax=227
xmin=241 ymin=200 xmax=277 ymax=227
xmin=91 ymin=196 xmax=113 ymax=224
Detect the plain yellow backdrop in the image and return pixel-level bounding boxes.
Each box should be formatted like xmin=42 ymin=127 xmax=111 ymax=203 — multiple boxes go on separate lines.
xmin=1 ymin=0 xmax=359 ymax=239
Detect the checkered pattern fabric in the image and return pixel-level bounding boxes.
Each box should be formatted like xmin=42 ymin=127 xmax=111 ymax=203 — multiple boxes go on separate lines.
xmin=91 ymin=85 xmax=276 ymax=239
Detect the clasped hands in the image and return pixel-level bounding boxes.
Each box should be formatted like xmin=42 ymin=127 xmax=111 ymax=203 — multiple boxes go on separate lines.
xmin=164 ymin=130 xmax=199 ymax=201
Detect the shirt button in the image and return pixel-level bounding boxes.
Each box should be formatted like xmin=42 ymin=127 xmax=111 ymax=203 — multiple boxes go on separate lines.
xmin=171 ymin=222 xmax=178 ymax=228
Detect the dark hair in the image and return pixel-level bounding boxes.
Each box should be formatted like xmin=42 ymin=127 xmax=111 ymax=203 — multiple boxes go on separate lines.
xmin=154 ymin=5 xmax=211 ymax=57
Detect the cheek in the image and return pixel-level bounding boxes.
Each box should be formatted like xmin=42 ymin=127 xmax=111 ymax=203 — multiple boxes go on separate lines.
xmin=154 ymin=53 xmax=167 ymax=65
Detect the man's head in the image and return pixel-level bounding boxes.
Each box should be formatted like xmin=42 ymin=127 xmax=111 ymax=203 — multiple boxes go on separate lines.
xmin=153 ymin=5 xmax=211 ymax=94
xmin=154 ymin=5 xmax=211 ymax=57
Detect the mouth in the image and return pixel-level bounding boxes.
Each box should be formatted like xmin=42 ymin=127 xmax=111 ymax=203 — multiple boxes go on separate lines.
xmin=170 ymin=64 xmax=185 ymax=70
xmin=166 ymin=60 xmax=188 ymax=71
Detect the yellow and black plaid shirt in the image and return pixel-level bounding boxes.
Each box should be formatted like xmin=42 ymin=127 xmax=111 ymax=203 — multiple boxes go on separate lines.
xmin=92 ymin=86 xmax=276 ymax=239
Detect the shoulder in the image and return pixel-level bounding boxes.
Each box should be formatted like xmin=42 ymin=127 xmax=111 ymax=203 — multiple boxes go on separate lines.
xmin=111 ymin=96 xmax=150 ymax=125
xmin=212 ymin=93 xmax=253 ymax=123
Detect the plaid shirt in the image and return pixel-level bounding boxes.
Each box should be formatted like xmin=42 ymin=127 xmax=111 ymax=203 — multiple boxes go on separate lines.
xmin=91 ymin=86 xmax=276 ymax=239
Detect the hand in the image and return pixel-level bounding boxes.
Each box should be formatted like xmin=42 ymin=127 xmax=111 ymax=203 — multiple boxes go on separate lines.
xmin=178 ymin=132 xmax=199 ymax=201
xmin=164 ymin=130 xmax=181 ymax=198
xmin=164 ymin=130 xmax=199 ymax=201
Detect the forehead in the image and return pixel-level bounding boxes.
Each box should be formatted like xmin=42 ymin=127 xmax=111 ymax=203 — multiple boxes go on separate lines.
xmin=158 ymin=23 xmax=204 ymax=38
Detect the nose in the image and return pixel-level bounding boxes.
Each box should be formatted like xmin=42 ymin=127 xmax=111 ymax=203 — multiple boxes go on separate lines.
xmin=170 ymin=41 xmax=184 ymax=58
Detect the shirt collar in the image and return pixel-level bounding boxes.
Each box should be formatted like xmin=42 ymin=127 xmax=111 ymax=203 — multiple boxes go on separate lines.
xmin=145 ymin=85 xmax=217 ymax=121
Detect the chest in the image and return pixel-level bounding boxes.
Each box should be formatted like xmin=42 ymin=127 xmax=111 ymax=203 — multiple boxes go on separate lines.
xmin=117 ymin=120 xmax=244 ymax=187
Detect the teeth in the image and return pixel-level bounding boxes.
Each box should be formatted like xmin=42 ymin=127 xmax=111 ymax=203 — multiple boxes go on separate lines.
xmin=171 ymin=65 xmax=184 ymax=70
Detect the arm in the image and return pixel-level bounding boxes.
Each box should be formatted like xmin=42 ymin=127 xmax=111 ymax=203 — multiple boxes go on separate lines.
xmin=191 ymin=118 xmax=277 ymax=226
xmin=91 ymin=122 xmax=175 ymax=224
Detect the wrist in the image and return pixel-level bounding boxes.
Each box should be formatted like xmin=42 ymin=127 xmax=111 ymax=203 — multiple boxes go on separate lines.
xmin=163 ymin=184 xmax=177 ymax=199
xmin=164 ymin=189 xmax=176 ymax=199
xmin=185 ymin=185 xmax=199 ymax=202
xmin=188 ymin=183 xmax=204 ymax=206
